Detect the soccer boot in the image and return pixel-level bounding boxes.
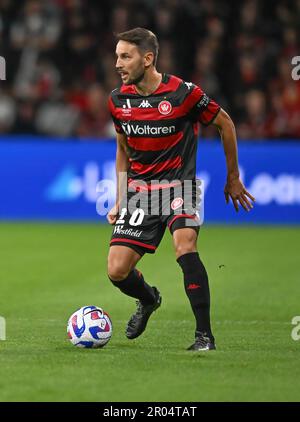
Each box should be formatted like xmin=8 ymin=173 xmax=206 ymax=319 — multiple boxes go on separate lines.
xmin=187 ymin=331 xmax=216 ymax=351
xmin=126 ymin=287 xmax=162 ymax=340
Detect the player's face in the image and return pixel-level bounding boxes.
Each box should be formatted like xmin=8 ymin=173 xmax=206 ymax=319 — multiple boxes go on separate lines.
xmin=115 ymin=41 xmax=145 ymax=85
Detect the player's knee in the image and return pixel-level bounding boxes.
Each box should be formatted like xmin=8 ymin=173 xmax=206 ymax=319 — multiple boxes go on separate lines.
xmin=107 ymin=260 xmax=131 ymax=282
xmin=173 ymin=228 xmax=197 ymax=259
xmin=175 ymin=245 xmax=197 ymax=259
xmin=175 ymin=239 xmax=197 ymax=259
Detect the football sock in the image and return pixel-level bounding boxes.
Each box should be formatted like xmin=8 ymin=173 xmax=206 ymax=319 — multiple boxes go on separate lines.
xmin=109 ymin=269 xmax=156 ymax=305
xmin=177 ymin=252 xmax=214 ymax=339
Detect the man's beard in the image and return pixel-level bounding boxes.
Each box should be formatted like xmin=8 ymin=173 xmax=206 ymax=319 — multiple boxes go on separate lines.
xmin=125 ymin=69 xmax=145 ymax=85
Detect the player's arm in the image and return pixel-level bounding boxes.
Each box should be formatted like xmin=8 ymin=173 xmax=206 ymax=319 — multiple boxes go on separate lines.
xmin=107 ymin=132 xmax=130 ymax=225
xmin=212 ymin=108 xmax=255 ymax=212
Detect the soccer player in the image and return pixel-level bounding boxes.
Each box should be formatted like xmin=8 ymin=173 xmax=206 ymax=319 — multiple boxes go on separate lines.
xmin=107 ymin=28 xmax=255 ymax=351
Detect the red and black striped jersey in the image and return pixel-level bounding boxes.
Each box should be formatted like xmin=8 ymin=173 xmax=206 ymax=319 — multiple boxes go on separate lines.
xmin=108 ymin=73 xmax=220 ymax=186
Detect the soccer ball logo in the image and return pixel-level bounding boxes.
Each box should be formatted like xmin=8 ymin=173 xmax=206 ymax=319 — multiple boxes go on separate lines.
xmin=67 ymin=306 xmax=113 ymax=348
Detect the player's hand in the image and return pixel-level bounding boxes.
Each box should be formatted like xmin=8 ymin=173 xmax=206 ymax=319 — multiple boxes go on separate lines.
xmin=224 ymin=177 xmax=255 ymax=212
xmin=107 ymin=204 xmax=119 ymax=225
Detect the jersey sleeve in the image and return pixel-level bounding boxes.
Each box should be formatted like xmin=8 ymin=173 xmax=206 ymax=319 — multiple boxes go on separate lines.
xmin=188 ymin=85 xmax=221 ymax=126
xmin=108 ymin=95 xmax=125 ymax=134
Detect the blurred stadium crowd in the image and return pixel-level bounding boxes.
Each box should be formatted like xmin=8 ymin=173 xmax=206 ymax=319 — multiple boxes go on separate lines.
xmin=0 ymin=0 xmax=299 ymax=140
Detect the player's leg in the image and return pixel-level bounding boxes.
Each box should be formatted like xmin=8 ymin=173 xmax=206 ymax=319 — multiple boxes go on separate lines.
xmin=171 ymin=224 xmax=215 ymax=351
xmin=108 ymin=245 xmax=161 ymax=339
xmin=108 ymin=244 xmax=157 ymax=305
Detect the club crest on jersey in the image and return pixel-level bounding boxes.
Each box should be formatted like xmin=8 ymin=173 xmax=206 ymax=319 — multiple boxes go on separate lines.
xmin=158 ymin=100 xmax=172 ymax=115
xmin=171 ymin=197 xmax=184 ymax=210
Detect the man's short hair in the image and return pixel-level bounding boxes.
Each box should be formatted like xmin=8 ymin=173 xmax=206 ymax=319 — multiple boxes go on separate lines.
xmin=116 ymin=27 xmax=159 ymax=66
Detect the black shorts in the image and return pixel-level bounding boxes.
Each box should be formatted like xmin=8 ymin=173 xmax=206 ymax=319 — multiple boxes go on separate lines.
xmin=110 ymin=183 xmax=201 ymax=256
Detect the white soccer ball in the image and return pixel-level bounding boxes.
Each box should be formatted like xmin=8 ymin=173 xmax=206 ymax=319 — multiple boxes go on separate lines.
xmin=67 ymin=306 xmax=113 ymax=348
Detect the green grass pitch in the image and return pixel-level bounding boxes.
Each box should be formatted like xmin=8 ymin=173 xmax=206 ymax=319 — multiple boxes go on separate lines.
xmin=0 ymin=223 xmax=299 ymax=402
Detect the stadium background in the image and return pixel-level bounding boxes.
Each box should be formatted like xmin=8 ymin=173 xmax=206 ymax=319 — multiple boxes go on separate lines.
xmin=0 ymin=0 xmax=300 ymax=403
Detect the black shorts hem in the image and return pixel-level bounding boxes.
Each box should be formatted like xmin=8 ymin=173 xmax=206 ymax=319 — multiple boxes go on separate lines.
xmin=109 ymin=241 xmax=153 ymax=256
xmin=168 ymin=216 xmax=200 ymax=235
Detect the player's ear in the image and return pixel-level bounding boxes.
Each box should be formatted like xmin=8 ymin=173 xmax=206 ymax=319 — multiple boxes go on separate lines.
xmin=144 ymin=51 xmax=155 ymax=68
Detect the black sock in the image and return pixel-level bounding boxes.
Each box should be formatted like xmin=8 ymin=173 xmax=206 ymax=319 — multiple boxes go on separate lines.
xmin=177 ymin=252 xmax=213 ymax=339
xmin=109 ymin=269 xmax=156 ymax=305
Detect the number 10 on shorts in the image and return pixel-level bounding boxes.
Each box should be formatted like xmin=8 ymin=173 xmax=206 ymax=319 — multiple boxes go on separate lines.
xmin=116 ymin=208 xmax=145 ymax=226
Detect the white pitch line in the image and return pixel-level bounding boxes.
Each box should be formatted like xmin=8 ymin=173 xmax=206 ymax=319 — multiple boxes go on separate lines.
xmin=11 ymin=318 xmax=291 ymax=325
